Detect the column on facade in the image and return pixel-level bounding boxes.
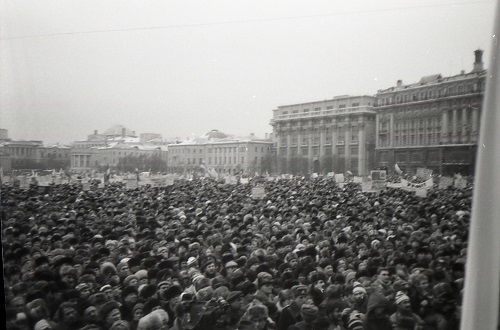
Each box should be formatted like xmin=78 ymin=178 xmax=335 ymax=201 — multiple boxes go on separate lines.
xmin=452 ymin=108 xmax=458 ymax=143
xmin=441 ymin=109 xmax=449 ymax=144
xmin=319 ymin=121 xmax=326 ymax=157
xmin=389 ymin=113 xmax=394 ymax=147
xmin=375 ymin=114 xmax=380 ymax=147
xmin=331 ymin=122 xmax=338 ymax=164
xmin=462 ymin=107 xmax=468 ymax=143
xmin=305 ymin=123 xmax=311 ymax=164
xmin=345 ymin=119 xmax=351 ymax=170
xmin=358 ymin=120 xmax=366 ymax=176
xmin=286 ymin=125 xmax=292 ymax=162
xmin=471 ymin=106 xmax=479 ymax=143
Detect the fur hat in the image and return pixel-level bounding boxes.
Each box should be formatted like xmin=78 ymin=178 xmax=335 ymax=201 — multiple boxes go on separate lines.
xmin=99 ymin=300 xmax=120 ymax=320
xmin=257 ymin=272 xmax=274 ymax=287
xmin=137 ymin=309 xmax=169 ymax=330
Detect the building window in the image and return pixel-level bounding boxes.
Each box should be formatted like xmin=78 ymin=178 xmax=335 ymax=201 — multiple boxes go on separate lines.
xmin=339 ymin=104 xmax=346 ymax=109
xmin=338 ymin=126 xmax=345 ymax=142
xmin=314 ymin=107 xmax=321 ymax=111
xmin=352 ymin=103 xmax=359 ymax=107
xmin=351 ymin=126 xmax=359 ymax=142
xmin=303 ymin=109 xmax=309 ymax=113
xmin=326 ymin=106 xmax=333 ymax=110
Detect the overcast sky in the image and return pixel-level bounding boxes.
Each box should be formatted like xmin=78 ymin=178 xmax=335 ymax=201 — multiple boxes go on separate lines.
xmin=0 ymin=0 xmax=496 ymax=144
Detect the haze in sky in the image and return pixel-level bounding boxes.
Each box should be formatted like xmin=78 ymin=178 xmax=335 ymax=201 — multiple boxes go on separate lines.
xmin=0 ymin=0 xmax=496 ymax=144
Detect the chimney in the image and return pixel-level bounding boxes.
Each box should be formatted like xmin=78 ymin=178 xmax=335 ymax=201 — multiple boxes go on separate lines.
xmin=397 ymin=80 xmax=403 ymax=87
xmin=132 ymin=131 xmax=136 ymax=136
xmin=94 ymin=130 xmax=98 ymax=135
xmin=265 ymin=133 xmax=268 ymax=139
xmin=122 ymin=128 xmax=126 ymax=138
xmin=472 ymin=49 xmax=484 ymax=72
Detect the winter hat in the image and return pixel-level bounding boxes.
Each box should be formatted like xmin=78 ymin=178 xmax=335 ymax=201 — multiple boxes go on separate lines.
xmin=99 ymin=300 xmax=120 ymax=320
xmin=395 ymin=291 xmax=410 ymax=305
xmin=123 ymin=275 xmax=138 ymax=287
xmin=214 ymin=285 xmax=230 ymax=299
xmin=143 ymin=297 xmax=161 ymax=316
xmin=301 ymin=304 xmax=319 ymax=323
xmin=137 ymin=309 xmax=169 ymax=330
xmin=139 ymin=284 xmax=158 ymax=300
xmin=196 ymin=286 xmax=215 ymax=302
xmin=121 ymin=286 xmax=138 ymax=300
xmin=187 ymin=257 xmax=198 ymax=267
xmin=347 ymin=313 xmax=364 ymax=330
xmin=257 ymin=272 xmax=274 ymax=287
xmin=226 ymin=290 xmax=243 ymax=303
xmin=34 ymin=319 xmax=53 ymax=330
xmin=353 ymin=286 xmax=367 ymax=295
xmin=164 ymin=284 xmax=183 ymax=300
xmin=109 ymin=320 xmax=130 ymax=330
xmin=194 ymin=276 xmax=211 ymax=291
xmin=135 ymin=269 xmax=148 ymax=281
xmin=132 ymin=303 xmax=144 ymax=314
xmin=291 ymin=284 xmax=308 ymax=297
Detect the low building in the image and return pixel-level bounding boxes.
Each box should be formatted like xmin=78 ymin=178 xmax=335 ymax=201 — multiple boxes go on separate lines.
xmin=167 ymin=130 xmax=273 ymax=175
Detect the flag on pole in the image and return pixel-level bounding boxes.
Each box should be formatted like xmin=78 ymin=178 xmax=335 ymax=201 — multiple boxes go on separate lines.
xmin=104 ymin=168 xmax=111 ymax=183
xmin=395 ymin=163 xmax=403 ymax=175
xmin=461 ymin=7 xmax=500 ymax=329
xmin=0 ymin=166 xmax=3 ymax=186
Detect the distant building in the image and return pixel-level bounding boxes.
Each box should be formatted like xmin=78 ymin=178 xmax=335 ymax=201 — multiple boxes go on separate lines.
xmin=70 ymin=125 xmax=167 ymax=172
xmin=270 ymin=95 xmax=376 ymax=175
xmin=0 ymin=128 xmax=9 ymax=141
xmin=374 ymin=49 xmax=486 ymax=175
xmin=167 ymin=130 xmax=273 ymax=175
xmin=0 ymin=140 xmax=70 ymax=170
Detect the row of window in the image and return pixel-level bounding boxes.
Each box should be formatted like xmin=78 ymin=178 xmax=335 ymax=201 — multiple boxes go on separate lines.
xmin=279 ymin=146 xmax=360 ymax=157
xmin=282 ymin=103 xmax=364 ymax=115
xmin=170 ymin=156 xmax=253 ymax=165
xmin=377 ymin=82 xmax=484 ymax=106
xmin=170 ymin=146 xmax=271 ymax=154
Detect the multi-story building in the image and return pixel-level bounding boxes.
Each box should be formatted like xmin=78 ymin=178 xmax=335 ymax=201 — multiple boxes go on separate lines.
xmin=0 ymin=140 xmax=71 ymax=170
xmin=270 ymin=95 xmax=376 ymax=176
xmin=374 ymin=50 xmax=486 ymax=175
xmin=167 ymin=130 xmax=273 ymax=175
xmin=70 ymin=125 xmax=168 ymax=172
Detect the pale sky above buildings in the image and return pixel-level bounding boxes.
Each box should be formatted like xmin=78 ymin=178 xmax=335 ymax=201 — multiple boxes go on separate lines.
xmin=0 ymin=0 xmax=496 ymax=144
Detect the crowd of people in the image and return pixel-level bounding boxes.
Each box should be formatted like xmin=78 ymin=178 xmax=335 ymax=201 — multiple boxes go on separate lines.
xmin=1 ymin=175 xmax=471 ymax=330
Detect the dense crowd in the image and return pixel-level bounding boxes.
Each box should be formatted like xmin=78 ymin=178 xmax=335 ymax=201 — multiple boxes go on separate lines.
xmin=1 ymin=176 xmax=471 ymax=330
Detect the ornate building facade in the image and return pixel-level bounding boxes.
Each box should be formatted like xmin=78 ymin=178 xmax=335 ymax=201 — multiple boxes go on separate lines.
xmin=167 ymin=131 xmax=273 ymax=175
xmin=375 ymin=50 xmax=486 ymax=176
xmin=270 ymin=95 xmax=376 ymax=176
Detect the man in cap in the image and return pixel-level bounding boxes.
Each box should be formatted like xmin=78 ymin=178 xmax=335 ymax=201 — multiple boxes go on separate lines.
xmin=254 ymin=272 xmax=276 ymax=306
xmin=277 ymin=284 xmax=307 ymax=330
xmin=351 ymin=285 xmax=369 ymax=314
xmin=390 ymin=291 xmax=425 ymax=329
